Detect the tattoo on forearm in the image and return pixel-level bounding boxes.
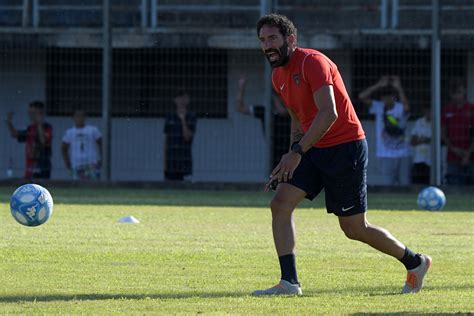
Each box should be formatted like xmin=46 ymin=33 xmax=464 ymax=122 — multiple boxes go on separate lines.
xmin=291 ymin=130 xmax=304 ymax=143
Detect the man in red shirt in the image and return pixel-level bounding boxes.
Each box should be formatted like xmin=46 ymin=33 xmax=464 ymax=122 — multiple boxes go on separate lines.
xmin=252 ymin=14 xmax=431 ymax=296
xmin=441 ymin=80 xmax=474 ymax=185
xmin=7 ymin=101 xmax=53 ymax=179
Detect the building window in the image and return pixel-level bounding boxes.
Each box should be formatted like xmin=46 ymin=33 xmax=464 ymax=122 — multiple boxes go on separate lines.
xmin=46 ymin=47 xmax=228 ymax=118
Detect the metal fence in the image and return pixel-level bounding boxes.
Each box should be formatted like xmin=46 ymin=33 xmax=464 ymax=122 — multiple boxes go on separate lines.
xmin=0 ymin=0 xmax=473 ymax=186
xmin=5 ymin=0 xmax=474 ymax=30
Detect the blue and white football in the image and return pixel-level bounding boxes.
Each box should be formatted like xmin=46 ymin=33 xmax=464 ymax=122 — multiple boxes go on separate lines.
xmin=417 ymin=186 xmax=446 ymax=211
xmin=10 ymin=184 xmax=53 ymax=226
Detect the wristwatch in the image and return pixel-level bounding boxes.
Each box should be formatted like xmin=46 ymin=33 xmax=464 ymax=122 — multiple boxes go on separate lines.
xmin=291 ymin=143 xmax=305 ymax=156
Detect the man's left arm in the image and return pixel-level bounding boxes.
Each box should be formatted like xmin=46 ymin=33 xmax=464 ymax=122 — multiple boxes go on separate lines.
xmin=391 ymin=76 xmax=410 ymax=113
xmin=181 ymin=114 xmax=195 ymax=143
xmin=38 ymin=124 xmax=53 ymax=147
xmin=297 ymin=85 xmax=338 ymax=152
xmin=37 ymin=124 xmax=46 ymax=145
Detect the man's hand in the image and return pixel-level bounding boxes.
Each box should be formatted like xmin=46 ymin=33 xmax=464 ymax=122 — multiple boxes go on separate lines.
xmin=378 ymin=76 xmax=390 ymax=87
xmin=391 ymin=75 xmax=402 ymax=89
xmin=451 ymin=146 xmax=466 ymax=159
xmin=177 ymin=108 xmax=186 ymax=121
xmin=265 ymin=152 xmax=301 ymax=191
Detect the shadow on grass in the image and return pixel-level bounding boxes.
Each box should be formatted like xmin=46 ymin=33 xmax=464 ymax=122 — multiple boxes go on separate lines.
xmin=3 ymin=284 xmax=472 ymax=303
xmin=304 ymin=283 xmax=474 ymax=298
xmin=0 ymin=287 xmax=392 ymax=303
xmin=0 ymin=292 xmax=249 ymax=303
xmin=303 ymin=285 xmax=401 ymax=297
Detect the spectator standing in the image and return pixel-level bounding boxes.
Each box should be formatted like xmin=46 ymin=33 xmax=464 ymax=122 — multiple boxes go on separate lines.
xmin=6 ymin=101 xmax=53 ymax=179
xmin=164 ymin=89 xmax=197 ymax=181
xmin=441 ymin=79 xmax=474 ymax=185
xmin=61 ymin=109 xmax=102 ymax=180
xmin=359 ymin=76 xmax=411 ymax=186
xmin=410 ymin=105 xmax=431 ymax=184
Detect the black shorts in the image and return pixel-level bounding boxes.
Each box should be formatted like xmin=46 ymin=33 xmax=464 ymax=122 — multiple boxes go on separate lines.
xmin=287 ymin=139 xmax=368 ymax=217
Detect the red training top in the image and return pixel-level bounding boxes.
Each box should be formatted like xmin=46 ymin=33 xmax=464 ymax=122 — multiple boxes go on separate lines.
xmin=272 ymin=47 xmax=365 ymax=148
xmin=17 ymin=123 xmax=53 ymax=178
xmin=441 ymin=102 xmax=474 ymax=162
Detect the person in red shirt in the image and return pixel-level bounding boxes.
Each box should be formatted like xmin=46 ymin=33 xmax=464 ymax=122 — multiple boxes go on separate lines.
xmin=252 ymin=14 xmax=431 ymax=296
xmin=7 ymin=101 xmax=53 ymax=179
xmin=441 ymin=79 xmax=474 ymax=185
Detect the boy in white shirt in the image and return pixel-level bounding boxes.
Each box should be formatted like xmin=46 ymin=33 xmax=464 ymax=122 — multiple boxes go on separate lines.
xmin=61 ymin=109 xmax=102 ymax=180
xmin=410 ymin=105 xmax=431 ymax=184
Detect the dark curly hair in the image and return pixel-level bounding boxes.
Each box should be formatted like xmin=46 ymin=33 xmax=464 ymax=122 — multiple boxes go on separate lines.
xmin=29 ymin=100 xmax=45 ymax=110
xmin=256 ymin=14 xmax=297 ymax=38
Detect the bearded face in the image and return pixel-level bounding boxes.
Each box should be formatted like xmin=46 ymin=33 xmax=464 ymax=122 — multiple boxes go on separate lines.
xmin=264 ymin=41 xmax=290 ymax=68
xmin=259 ymin=25 xmax=294 ymax=68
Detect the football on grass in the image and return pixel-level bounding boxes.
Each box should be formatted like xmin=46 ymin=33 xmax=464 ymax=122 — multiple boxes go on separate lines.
xmin=417 ymin=186 xmax=446 ymax=211
xmin=10 ymin=184 xmax=54 ymax=226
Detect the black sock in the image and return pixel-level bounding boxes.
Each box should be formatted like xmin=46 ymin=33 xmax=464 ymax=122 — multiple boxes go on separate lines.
xmin=279 ymin=254 xmax=299 ymax=285
xmin=399 ymin=247 xmax=421 ymax=270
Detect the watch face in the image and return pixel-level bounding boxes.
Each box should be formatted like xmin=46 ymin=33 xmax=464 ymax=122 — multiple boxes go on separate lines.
xmin=292 ymin=144 xmax=303 ymax=155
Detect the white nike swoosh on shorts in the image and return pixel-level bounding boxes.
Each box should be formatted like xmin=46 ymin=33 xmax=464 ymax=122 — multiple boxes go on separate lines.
xmin=342 ymin=205 xmax=355 ymax=212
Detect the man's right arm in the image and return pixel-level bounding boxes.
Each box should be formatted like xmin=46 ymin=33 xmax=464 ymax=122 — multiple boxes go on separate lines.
xmin=358 ymin=76 xmax=389 ymax=106
xmin=236 ymin=75 xmax=251 ymax=115
xmin=442 ymin=123 xmax=468 ymax=159
xmin=6 ymin=112 xmax=19 ymax=139
xmin=287 ymin=108 xmax=304 ymax=149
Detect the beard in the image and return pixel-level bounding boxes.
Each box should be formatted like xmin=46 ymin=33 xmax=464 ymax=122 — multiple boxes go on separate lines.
xmin=265 ymin=42 xmax=290 ymax=68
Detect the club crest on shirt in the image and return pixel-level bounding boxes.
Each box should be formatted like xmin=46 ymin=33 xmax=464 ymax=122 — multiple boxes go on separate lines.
xmin=292 ymin=74 xmax=301 ymax=85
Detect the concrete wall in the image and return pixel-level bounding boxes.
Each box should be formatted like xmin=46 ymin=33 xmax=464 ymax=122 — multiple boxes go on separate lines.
xmin=0 ymin=113 xmax=405 ymax=185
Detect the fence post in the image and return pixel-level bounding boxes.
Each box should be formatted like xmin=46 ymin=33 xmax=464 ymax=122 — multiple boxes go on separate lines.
xmin=391 ymin=0 xmax=399 ymax=29
xmin=32 ymin=0 xmax=38 ymax=27
xmin=151 ymin=0 xmax=157 ymax=28
xmin=102 ymin=0 xmax=112 ymax=181
xmin=260 ymin=0 xmax=273 ymax=178
xmin=21 ymin=0 xmax=29 ymax=27
xmin=431 ymin=0 xmax=442 ymax=186
xmin=141 ymin=0 xmax=148 ymax=28
xmin=380 ymin=0 xmax=388 ymax=29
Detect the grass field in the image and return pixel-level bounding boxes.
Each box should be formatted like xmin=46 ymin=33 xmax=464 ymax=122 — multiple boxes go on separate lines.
xmin=0 ymin=186 xmax=473 ymax=315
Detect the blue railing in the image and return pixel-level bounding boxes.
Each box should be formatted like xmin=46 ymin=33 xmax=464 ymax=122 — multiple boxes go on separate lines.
xmin=1 ymin=0 xmax=473 ymax=31
xmin=0 ymin=0 xmax=386 ymax=30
